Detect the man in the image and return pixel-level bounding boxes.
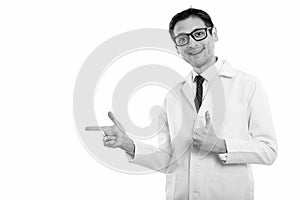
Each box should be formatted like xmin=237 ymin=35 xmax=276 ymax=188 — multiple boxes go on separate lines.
xmin=98 ymin=8 xmax=278 ymax=200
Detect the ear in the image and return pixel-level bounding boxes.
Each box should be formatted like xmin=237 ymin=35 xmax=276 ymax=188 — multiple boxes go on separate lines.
xmin=212 ymin=27 xmax=219 ymax=42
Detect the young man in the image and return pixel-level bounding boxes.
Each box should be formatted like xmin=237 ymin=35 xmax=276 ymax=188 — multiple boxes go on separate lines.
xmin=101 ymin=8 xmax=278 ymax=200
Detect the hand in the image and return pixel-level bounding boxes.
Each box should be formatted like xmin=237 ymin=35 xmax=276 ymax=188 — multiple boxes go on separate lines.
xmin=192 ymin=111 xmax=226 ymax=153
xmin=86 ymin=112 xmax=134 ymax=154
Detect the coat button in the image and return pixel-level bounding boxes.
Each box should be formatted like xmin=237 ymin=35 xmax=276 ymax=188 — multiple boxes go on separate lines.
xmin=193 ymin=192 xmax=199 ymax=198
xmin=195 ymin=167 xmax=200 ymax=171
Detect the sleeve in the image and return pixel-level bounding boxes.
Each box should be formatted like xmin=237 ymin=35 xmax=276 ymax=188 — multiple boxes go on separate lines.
xmin=223 ymin=79 xmax=278 ymax=165
xmin=218 ymin=153 xmax=228 ymax=163
xmin=125 ymin=100 xmax=173 ymax=173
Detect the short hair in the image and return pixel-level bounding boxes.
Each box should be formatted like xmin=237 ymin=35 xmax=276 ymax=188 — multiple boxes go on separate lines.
xmin=169 ymin=8 xmax=214 ymax=38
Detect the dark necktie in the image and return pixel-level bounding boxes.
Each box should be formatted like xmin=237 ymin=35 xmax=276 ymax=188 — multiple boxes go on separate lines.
xmin=194 ymin=75 xmax=205 ymax=113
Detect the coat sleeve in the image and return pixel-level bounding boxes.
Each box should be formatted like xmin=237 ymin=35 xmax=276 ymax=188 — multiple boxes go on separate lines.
xmin=126 ymin=100 xmax=173 ymax=173
xmin=223 ymin=79 xmax=278 ymax=165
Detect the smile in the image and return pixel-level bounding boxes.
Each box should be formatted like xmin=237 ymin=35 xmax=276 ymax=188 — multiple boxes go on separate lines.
xmin=188 ymin=48 xmax=204 ymax=55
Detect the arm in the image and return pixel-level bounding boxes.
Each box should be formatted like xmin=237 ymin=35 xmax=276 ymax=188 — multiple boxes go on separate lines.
xmin=222 ymin=80 xmax=278 ymax=165
xmin=101 ymin=103 xmax=173 ymax=173
xmin=125 ymin=107 xmax=173 ymax=173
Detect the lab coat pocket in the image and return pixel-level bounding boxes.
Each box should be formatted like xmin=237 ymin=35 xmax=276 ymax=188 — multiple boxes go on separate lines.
xmin=204 ymin=172 xmax=249 ymax=200
xmin=166 ymin=172 xmax=188 ymax=200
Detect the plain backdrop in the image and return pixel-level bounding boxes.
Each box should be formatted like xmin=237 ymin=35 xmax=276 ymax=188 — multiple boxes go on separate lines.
xmin=1 ymin=0 xmax=299 ymax=199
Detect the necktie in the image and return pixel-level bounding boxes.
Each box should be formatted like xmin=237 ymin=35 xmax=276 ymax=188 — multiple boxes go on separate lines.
xmin=194 ymin=75 xmax=205 ymax=113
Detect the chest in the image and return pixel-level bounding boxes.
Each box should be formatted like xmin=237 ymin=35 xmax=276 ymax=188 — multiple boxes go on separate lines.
xmin=166 ymin=77 xmax=251 ymax=141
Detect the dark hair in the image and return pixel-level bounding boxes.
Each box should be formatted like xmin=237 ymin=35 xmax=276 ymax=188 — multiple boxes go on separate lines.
xmin=169 ymin=8 xmax=214 ymax=38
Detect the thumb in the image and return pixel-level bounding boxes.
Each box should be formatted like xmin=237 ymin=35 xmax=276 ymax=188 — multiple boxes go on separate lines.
xmin=205 ymin=110 xmax=211 ymax=129
xmin=108 ymin=111 xmax=125 ymax=132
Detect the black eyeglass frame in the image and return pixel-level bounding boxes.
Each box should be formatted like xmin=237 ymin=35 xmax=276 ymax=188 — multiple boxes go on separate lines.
xmin=173 ymin=27 xmax=213 ymax=46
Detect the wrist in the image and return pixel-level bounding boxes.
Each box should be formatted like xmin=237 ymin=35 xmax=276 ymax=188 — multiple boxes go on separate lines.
xmin=214 ymin=139 xmax=227 ymax=153
xmin=121 ymin=136 xmax=135 ymax=156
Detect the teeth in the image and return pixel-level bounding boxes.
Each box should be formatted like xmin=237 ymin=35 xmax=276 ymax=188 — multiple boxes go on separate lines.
xmin=189 ymin=49 xmax=203 ymax=55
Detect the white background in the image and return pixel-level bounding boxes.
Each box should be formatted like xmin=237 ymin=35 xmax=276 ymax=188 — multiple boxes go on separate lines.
xmin=1 ymin=0 xmax=299 ymax=199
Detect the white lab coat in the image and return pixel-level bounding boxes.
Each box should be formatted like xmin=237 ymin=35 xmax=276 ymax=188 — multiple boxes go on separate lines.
xmin=128 ymin=60 xmax=278 ymax=200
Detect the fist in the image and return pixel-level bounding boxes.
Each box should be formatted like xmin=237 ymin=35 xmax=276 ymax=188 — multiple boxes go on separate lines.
xmin=192 ymin=111 xmax=218 ymax=152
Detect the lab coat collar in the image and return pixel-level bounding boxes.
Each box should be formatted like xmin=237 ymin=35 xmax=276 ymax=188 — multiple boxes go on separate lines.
xmin=181 ymin=59 xmax=237 ymax=113
xmin=217 ymin=60 xmax=237 ymax=78
xmin=190 ymin=59 xmax=237 ymax=82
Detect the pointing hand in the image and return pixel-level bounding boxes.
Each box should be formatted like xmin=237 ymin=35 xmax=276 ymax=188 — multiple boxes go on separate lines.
xmin=86 ymin=111 xmax=133 ymax=150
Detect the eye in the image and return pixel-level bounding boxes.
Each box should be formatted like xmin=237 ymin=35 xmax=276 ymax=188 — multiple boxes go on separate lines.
xmin=193 ymin=30 xmax=205 ymax=38
xmin=179 ymin=37 xmax=187 ymax=43
xmin=175 ymin=35 xmax=188 ymax=45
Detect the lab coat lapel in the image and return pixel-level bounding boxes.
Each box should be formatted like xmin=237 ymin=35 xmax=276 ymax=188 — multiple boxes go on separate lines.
xmin=181 ymin=79 xmax=197 ymax=114
xmin=169 ymin=82 xmax=197 ymax=164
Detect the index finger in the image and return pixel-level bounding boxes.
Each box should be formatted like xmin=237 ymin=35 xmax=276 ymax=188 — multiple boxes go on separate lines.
xmin=85 ymin=126 xmax=103 ymax=131
xmin=85 ymin=126 xmax=115 ymax=135
xmin=85 ymin=126 xmax=114 ymax=131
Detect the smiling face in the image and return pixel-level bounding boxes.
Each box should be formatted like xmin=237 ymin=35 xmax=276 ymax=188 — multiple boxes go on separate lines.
xmin=173 ymin=17 xmax=218 ymax=73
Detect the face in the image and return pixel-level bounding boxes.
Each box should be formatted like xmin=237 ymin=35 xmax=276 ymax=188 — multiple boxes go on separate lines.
xmin=173 ymin=17 xmax=218 ymax=70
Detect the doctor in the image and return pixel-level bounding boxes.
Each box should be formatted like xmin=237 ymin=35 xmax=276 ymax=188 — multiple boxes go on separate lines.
xmin=99 ymin=8 xmax=278 ymax=200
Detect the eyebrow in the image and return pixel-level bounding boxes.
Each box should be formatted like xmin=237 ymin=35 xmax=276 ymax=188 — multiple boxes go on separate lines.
xmin=174 ymin=27 xmax=206 ymax=37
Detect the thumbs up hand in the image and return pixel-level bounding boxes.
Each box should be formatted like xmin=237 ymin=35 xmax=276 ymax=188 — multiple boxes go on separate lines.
xmin=192 ymin=111 xmax=226 ymax=153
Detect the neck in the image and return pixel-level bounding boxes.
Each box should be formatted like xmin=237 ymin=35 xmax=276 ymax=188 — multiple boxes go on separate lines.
xmin=193 ymin=56 xmax=217 ymax=74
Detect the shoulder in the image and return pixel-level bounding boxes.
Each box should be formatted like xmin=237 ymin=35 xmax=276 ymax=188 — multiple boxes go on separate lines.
xmin=225 ymin=62 xmax=267 ymax=103
xmin=222 ymin=60 xmax=262 ymax=87
xmin=165 ymin=81 xmax=185 ymax=100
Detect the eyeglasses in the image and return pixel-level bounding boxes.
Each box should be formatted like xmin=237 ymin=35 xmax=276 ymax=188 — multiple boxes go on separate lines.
xmin=173 ymin=27 xmax=213 ymax=46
